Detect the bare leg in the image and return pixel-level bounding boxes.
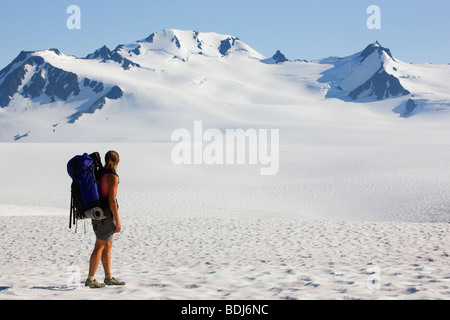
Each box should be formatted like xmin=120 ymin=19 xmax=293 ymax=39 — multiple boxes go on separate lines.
xmin=101 ymin=241 xmax=113 ymax=277
xmin=89 ymin=239 xmax=108 ymax=277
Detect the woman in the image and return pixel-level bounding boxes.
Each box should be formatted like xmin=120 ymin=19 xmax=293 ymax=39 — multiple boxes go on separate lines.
xmin=85 ymin=150 xmax=125 ymax=288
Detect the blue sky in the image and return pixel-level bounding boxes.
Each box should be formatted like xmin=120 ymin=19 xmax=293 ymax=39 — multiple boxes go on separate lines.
xmin=0 ymin=0 xmax=449 ymax=68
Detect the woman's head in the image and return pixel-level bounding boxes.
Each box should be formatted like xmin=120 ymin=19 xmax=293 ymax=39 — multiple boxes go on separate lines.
xmin=105 ymin=150 xmax=120 ymax=170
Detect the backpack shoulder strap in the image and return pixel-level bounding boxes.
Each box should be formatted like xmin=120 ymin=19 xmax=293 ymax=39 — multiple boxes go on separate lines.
xmin=99 ymin=169 xmax=119 ymax=182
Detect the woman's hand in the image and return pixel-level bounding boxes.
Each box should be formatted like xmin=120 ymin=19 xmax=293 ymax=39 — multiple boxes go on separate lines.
xmin=114 ymin=219 xmax=121 ymax=233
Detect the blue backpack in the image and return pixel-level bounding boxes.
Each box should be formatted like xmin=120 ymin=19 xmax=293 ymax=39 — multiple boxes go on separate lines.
xmin=67 ymin=152 xmax=104 ymax=229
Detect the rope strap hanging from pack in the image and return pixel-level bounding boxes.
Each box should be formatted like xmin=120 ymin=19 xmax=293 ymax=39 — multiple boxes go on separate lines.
xmin=69 ymin=194 xmax=73 ymax=229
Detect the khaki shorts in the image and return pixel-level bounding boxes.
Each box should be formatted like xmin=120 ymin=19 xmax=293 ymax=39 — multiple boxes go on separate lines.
xmin=92 ymin=213 xmax=115 ymax=242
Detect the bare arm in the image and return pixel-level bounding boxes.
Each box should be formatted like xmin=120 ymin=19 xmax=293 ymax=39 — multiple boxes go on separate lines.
xmin=107 ymin=174 xmax=121 ymax=233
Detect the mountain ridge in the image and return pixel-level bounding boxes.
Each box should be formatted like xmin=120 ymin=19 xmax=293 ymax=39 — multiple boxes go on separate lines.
xmin=0 ymin=29 xmax=449 ymax=142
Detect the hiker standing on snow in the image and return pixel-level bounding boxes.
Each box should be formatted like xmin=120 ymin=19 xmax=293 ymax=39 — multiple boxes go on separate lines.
xmin=85 ymin=150 xmax=125 ymax=288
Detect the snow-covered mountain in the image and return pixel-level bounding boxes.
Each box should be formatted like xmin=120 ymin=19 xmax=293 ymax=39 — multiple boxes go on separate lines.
xmin=318 ymin=41 xmax=450 ymax=115
xmin=261 ymin=50 xmax=289 ymax=64
xmin=123 ymin=29 xmax=265 ymax=60
xmin=0 ymin=29 xmax=449 ymax=142
xmin=319 ymin=41 xmax=410 ymax=101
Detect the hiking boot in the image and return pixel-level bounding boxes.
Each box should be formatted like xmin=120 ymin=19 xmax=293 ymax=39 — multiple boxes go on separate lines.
xmin=85 ymin=278 xmax=106 ymax=289
xmin=104 ymin=277 xmax=126 ymax=286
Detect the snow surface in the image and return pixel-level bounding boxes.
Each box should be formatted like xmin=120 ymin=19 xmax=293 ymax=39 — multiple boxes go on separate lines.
xmin=0 ymin=215 xmax=448 ymax=300
xmin=0 ymin=137 xmax=449 ymax=300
